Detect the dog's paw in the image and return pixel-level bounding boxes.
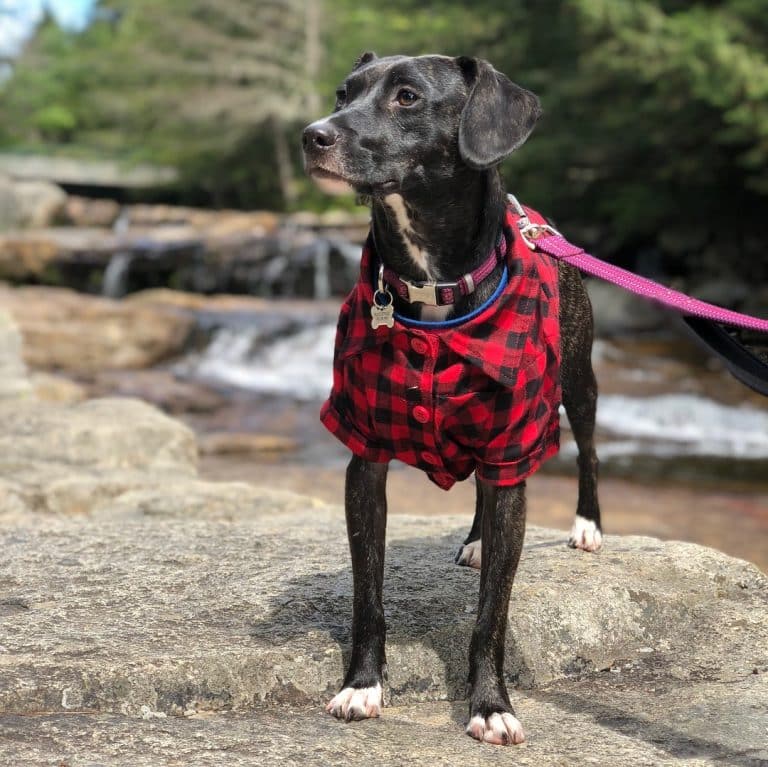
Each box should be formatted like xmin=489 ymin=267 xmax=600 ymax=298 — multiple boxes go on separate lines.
xmin=455 ymin=539 xmax=482 ymax=569
xmin=568 ymin=515 xmax=603 ymax=552
xmin=466 ymin=712 xmax=525 ymax=746
xmin=326 ymin=683 xmax=382 ymax=721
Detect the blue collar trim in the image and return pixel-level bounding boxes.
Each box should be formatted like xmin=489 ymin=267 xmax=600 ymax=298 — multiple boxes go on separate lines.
xmin=393 ymin=266 xmax=509 ymax=329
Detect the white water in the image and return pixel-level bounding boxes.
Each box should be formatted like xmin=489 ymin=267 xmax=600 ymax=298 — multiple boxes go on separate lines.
xmin=180 ymin=322 xmax=768 ymax=460
xmin=179 ymin=323 xmax=336 ymax=401
xmin=593 ymin=393 xmax=768 ymax=459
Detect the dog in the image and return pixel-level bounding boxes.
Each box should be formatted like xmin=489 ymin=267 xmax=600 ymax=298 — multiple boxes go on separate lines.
xmin=302 ymin=52 xmax=601 ymax=746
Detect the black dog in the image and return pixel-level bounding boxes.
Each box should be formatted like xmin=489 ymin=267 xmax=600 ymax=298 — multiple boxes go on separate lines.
xmin=302 ymin=53 xmax=601 ymax=746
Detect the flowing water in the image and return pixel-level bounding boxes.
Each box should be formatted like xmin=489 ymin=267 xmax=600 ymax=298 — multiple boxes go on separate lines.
xmin=176 ymin=319 xmax=768 ymax=482
xmin=172 ymin=307 xmax=767 ymax=568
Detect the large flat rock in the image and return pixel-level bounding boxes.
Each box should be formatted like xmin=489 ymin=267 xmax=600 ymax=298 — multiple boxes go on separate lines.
xmin=2 ymin=502 xmax=766 ymax=723
xmin=2 ymin=676 xmax=767 ymax=767
xmin=1 ymin=500 xmax=767 ymax=765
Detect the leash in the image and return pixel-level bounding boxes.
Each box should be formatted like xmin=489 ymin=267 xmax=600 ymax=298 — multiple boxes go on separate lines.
xmin=506 ymin=195 xmax=768 ymax=395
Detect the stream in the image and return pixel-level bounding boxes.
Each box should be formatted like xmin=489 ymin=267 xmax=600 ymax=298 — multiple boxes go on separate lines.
xmin=173 ymin=313 xmax=768 ymax=491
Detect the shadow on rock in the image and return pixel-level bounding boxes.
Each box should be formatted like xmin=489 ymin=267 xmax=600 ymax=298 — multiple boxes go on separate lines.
xmin=249 ymin=527 xmax=534 ymax=706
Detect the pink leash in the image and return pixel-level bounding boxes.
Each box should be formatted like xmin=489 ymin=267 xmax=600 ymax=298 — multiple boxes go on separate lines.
xmin=507 ymin=196 xmax=768 ymax=334
xmin=536 ymin=233 xmax=768 ymax=333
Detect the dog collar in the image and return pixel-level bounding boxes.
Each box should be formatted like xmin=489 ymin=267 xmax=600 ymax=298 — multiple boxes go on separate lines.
xmin=381 ymin=231 xmax=508 ymax=307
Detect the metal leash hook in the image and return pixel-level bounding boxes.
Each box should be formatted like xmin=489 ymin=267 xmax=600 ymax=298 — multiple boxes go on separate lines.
xmin=507 ymin=193 xmax=561 ymax=250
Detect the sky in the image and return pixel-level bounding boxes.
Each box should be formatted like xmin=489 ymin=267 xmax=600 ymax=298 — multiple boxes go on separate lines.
xmin=0 ymin=0 xmax=96 ymax=56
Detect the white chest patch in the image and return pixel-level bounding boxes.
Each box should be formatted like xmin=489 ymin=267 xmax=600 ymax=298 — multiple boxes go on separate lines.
xmin=419 ymin=304 xmax=453 ymax=322
xmin=384 ymin=194 xmax=433 ymax=278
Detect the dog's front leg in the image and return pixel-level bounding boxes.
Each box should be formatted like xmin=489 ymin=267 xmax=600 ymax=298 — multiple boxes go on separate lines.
xmin=466 ymin=480 xmax=527 ymax=745
xmin=327 ymin=455 xmax=388 ymax=721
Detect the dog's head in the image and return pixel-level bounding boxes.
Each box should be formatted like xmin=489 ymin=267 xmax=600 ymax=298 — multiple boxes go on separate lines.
xmin=302 ymin=53 xmax=541 ymax=197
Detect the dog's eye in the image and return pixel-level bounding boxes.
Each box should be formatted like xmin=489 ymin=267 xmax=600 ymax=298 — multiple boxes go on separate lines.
xmin=396 ymin=89 xmax=419 ymax=107
xmin=335 ymin=88 xmax=347 ymax=108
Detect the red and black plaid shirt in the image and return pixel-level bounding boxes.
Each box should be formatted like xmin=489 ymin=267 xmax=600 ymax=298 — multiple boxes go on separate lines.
xmin=321 ymin=205 xmax=561 ymax=490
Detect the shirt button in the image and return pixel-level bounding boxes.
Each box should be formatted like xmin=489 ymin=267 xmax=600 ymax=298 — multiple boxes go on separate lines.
xmin=412 ymin=405 xmax=430 ymax=423
xmin=421 ymin=451 xmax=439 ymax=465
xmin=410 ymin=338 xmax=428 ymax=355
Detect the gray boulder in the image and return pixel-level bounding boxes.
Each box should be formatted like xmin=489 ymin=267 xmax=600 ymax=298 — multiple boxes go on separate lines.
xmin=0 ymin=396 xmax=199 ymax=518
xmin=0 ymin=503 xmax=766 ymax=765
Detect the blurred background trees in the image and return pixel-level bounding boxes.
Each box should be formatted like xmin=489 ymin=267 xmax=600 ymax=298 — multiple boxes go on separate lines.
xmin=1 ymin=0 xmax=767 ymax=280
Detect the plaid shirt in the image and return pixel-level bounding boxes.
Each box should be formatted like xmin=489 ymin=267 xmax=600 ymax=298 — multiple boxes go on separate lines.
xmin=321 ymin=204 xmax=561 ymax=490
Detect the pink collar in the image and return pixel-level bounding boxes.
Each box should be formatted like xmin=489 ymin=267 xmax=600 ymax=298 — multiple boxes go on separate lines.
xmin=381 ymin=229 xmax=508 ymax=307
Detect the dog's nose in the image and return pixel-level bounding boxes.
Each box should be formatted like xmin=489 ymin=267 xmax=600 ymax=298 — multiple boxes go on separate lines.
xmin=302 ymin=122 xmax=339 ymax=151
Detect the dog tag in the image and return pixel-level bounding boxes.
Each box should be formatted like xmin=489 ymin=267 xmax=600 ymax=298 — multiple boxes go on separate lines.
xmin=371 ymin=264 xmax=395 ymax=329
xmin=371 ymin=299 xmax=394 ymax=329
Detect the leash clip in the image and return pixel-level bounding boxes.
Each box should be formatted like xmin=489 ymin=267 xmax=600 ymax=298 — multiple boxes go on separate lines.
xmin=518 ymin=221 xmax=562 ymax=250
xmin=508 ymin=194 xmax=561 ymax=250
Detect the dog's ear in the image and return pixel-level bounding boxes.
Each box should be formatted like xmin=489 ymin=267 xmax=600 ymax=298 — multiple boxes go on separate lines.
xmin=456 ymin=57 xmax=541 ymax=170
xmin=353 ymin=51 xmax=378 ymax=70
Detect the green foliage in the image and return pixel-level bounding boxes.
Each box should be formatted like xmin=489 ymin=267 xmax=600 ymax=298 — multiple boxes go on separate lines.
xmin=33 ymin=104 xmax=78 ymax=141
xmin=1 ymin=0 xmax=767 ymax=278
xmin=487 ymin=0 xmax=768 ymax=279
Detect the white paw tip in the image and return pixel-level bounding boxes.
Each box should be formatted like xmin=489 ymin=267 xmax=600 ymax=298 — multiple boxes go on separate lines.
xmin=568 ymin=516 xmax=603 ymax=553
xmin=456 ymin=539 xmax=482 ymax=569
xmin=466 ymin=712 xmax=525 ymax=746
xmin=326 ymin=683 xmax=382 ymax=721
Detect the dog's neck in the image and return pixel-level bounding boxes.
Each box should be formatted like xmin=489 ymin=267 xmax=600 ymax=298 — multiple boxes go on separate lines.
xmin=370 ymin=170 xmax=507 ymax=321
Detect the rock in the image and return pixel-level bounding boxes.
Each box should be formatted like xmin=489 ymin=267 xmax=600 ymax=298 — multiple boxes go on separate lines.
xmin=586 ymin=279 xmax=666 ymax=335
xmin=288 ymin=208 xmax=371 ymax=242
xmin=1 ymin=682 xmax=767 ymax=767
xmin=61 ymin=195 xmax=121 ymax=227
xmin=88 ymin=369 xmax=227 ymax=414
xmin=198 ymin=431 xmax=301 ymax=455
xmin=126 ymin=287 xmax=273 ymax=313
xmin=0 ymin=496 xmax=766 ymax=765
xmin=126 ymin=287 xmax=340 ymax=323
xmin=0 ymin=174 xmax=66 ymax=230
xmin=0 ymin=284 xmax=194 ymax=373
xmin=92 ymin=481 xmax=327 ymax=519
xmin=0 ymin=398 xmax=197 ymax=498
xmin=28 ymin=372 xmax=87 ymax=403
xmin=124 ymin=204 xmax=281 ymax=235
xmin=0 ymin=310 xmax=32 ymax=400
xmin=0 ymin=226 xmax=196 ymax=283
xmin=0 ymin=231 xmax=62 ymax=281
xmin=0 ymin=501 xmax=765 ymax=723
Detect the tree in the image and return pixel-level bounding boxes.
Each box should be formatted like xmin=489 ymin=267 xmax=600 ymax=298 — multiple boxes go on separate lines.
xmin=1 ymin=0 xmax=767 ymax=285
xmin=0 ymin=0 xmax=320 ymax=207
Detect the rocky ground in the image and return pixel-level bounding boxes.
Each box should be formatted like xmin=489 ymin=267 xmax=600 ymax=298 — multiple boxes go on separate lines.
xmin=1 ymin=307 xmax=768 ymax=765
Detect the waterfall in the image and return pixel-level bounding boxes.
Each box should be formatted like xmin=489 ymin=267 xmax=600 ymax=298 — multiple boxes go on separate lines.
xmin=102 ymin=251 xmax=135 ymax=298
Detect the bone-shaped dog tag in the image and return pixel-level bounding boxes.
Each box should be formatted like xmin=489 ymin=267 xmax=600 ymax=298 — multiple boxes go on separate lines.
xmin=371 ymin=301 xmax=394 ymax=329
xmin=371 ymin=266 xmax=395 ymax=329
